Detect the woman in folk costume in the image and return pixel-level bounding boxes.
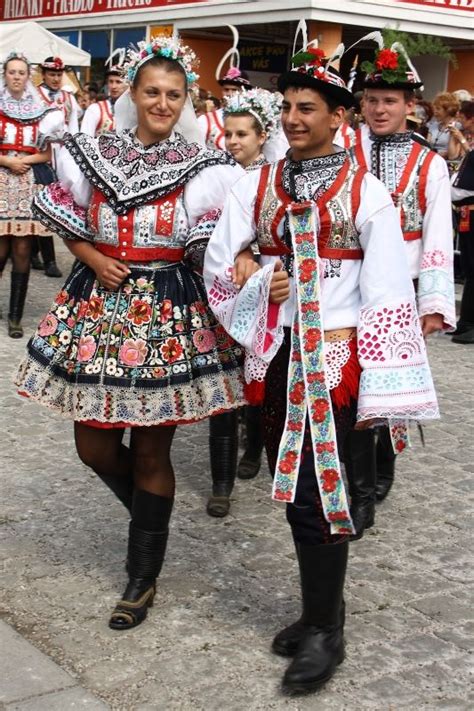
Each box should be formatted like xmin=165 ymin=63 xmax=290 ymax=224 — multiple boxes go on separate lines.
xmin=197 ymin=25 xmax=253 ymax=151
xmin=351 ymin=35 xmax=455 ymax=501
xmin=204 ymin=88 xmax=285 ymax=517
xmin=0 ymin=52 xmax=63 ymax=337
xmin=204 ymin=23 xmax=439 ymax=694
xmin=15 ymin=36 xmax=246 ymax=631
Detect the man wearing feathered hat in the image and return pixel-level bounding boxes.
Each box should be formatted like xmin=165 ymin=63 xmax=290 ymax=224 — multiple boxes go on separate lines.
xmin=197 ymin=26 xmax=253 ymax=150
xmin=350 ymin=38 xmax=455 ymax=502
xmin=80 ymin=65 xmax=126 ymax=137
xmin=204 ymin=22 xmax=440 ymax=695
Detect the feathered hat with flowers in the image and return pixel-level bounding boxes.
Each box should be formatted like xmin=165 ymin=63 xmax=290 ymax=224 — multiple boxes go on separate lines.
xmin=277 ymin=21 xmax=355 ymax=109
xmin=223 ymin=87 xmax=282 ymax=135
xmin=122 ymin=36 xmax=199 ymax=86
xmin=40 ymin=56 xmax=65 ymax=71
xmin=360 ymin=33 xmax=423 ymax=90
xmin=215 ymin=25 xmax=252 ymax=90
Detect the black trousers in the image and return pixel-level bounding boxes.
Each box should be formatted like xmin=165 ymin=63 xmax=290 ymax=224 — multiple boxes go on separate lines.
xmin=262 ymin=331 xmax=356 ymax=545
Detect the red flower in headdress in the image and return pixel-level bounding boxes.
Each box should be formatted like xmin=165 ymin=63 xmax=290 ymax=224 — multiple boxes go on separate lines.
xmin=375 ymin=49 xmax=399 ymax=71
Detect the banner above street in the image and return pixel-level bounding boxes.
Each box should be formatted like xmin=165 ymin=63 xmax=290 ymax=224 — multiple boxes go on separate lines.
xmin=1 ymin=0 xmax=209 ymax=21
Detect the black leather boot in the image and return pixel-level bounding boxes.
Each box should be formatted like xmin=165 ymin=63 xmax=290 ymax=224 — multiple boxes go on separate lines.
xmin=40 ymin=236 xmax=62 ymax=277
xmin=452 ymin=278 xmax=474 ymax=343
xmin=30 ymin=239 xmax=44 ymax=270
xmin=109 ymin=491 xmax=173 ymax=631
xmin=8 ymin=271 xmax=29 ymax=338
xmin=344 ymin=429 xmax=376 ymax=540
xmin=281 ymin=541 xmax=348 ymax=695
xmin=237 ymin=405 xmax=264 ymax=480
xmin=207 ymin=411 xmax=239 ymax=517
xmin=375 ymin=425 xmax=396 ymax=501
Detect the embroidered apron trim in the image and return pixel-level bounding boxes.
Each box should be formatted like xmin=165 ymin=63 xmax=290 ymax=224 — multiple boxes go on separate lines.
xmin=271 ymin=200 xmax=355 ymax=536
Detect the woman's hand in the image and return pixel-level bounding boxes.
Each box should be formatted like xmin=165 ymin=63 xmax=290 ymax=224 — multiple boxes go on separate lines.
xmin=269 ymin=260 xmax=290 ymax=304
xmin=94 ymin=255 xmax=131 ymax=290
xmin=7 ymin=157 xmax=31 ymax=175
xmin=232 ymin=248 xmax=260 ymax=289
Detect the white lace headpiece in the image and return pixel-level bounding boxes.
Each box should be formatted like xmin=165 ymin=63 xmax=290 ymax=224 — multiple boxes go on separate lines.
xmin=223 ymin=88 xmax=282 ymax=136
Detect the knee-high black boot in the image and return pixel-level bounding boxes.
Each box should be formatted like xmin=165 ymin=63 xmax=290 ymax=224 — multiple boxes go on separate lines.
xmin=109 ymin=490 xmax=173 ymax=631
xmin=237 ymin=405 xmax=264 ymax=480
xmin=39 ymin=236 xmax=62 ymax=277
xmin=281 ymin=541 xmax=348 ymax=695
xmin=375 ymin=425 xmax=396 ymax=501
xmin=30 ymin=238 xmax=44 ymax=270
xmin=344 ymin=429 xmax=376 ymax=540
xmin=8 ymin=271 xmax=29 ymax=338
xmin=207 ymin=411 xmax=239 ymax=518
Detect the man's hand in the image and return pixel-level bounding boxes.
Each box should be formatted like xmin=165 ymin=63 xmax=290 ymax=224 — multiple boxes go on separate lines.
xmin=94 ymin=255 xmax=131 ymax=290
xmin=232 ymin=248 xmax=260 ymax=289
xmin=269 ymin=259 xmax=290 ymax=304
xmin=420 ymin=313 xmax=444 ymax=338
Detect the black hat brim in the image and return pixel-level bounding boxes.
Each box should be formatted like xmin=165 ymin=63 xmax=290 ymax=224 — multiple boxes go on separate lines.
xmin=218 ymin=78 xmax=252 ymax=88
xmin=363 ymin=79 xmax=423 ymax=90
xmin=41 ymin=65 xmax=65 ymax=71
xmin=278 ymin=71 xmax=355 ymax=109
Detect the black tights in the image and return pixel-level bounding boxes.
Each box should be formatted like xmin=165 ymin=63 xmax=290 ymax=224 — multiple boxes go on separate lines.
xmin=74 ymin=423 xmax=177 ymax=498
xmin=0 ymin=236 xmax=31 ymax=274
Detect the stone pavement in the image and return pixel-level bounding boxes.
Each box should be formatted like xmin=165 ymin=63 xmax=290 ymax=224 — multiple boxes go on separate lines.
xmin=0 ymin=245 xmax=472 ymax=711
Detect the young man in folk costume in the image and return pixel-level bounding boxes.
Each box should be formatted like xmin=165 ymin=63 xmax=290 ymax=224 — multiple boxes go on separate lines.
xmin=31 ymin=56 xmax=76 ymax=278
xmin=204 ymin=37 xmax=439 ymax=694
xmin=351 ymin=40 xmax=455 ymax=501
xmin=80 ymin=65 xmax=126 ymax=137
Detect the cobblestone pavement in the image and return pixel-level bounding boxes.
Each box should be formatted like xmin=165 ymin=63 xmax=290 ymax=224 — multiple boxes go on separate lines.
xmin=0 ymin=246 xmax=472 ymax=710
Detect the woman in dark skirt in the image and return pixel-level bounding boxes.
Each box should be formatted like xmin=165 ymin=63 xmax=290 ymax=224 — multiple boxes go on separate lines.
xmin=15 ymin=37 xmax=245 ymax=631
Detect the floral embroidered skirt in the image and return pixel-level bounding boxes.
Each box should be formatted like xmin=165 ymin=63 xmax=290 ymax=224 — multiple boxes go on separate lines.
xmin=0 ymin=165 xmax=51 ymax=237
xmin=15 ymin=259 xmax=246 ymax=427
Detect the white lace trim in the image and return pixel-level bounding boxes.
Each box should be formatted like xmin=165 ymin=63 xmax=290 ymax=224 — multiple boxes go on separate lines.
xmin=324 ymin=339 xmax=351 ymax=391
xmin=15 ymin=356 xmax=246 ymax=425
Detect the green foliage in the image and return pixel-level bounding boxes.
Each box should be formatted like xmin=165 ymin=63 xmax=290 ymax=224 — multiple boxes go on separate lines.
xmin=382 ymin=28 xmax=458 ymax=66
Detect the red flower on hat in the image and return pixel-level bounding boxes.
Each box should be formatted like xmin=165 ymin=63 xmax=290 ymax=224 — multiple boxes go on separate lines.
xmin=307 ymin=47 xmax=326 ymax=67
xmin=375 ymin=49 xmax=399 ymax=71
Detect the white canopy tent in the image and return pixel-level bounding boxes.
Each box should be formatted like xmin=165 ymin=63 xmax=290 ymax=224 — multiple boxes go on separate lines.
xmin=0 ymin=22 xmax=90 ymax=66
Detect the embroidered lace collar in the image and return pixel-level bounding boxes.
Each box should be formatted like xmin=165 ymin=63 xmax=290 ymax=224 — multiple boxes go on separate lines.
xmin=0 ymin=88 xmax=53 ymax=123
xmin=369 ymin=130 xmax=413 ymax=145
xmin=245 ymin=154 xmax=267 ymax=171
xmin=286 ymin=149 xmax=346 ymax=173
xmin=65 ymin=128 xmax=235 ymax=214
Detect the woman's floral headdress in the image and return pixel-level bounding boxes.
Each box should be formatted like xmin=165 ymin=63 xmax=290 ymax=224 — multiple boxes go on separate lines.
xmin=123 ymin=37 xmax=199 ymax=86
xmin=3 ymin=50 xmax=30 ymax=69
xmin=224 ymin=87 xmax=282 ymax=135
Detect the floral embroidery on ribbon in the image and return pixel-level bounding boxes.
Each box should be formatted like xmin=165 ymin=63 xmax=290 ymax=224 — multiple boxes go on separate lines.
xmin=271 ymin=201 xmax=354 ymax=536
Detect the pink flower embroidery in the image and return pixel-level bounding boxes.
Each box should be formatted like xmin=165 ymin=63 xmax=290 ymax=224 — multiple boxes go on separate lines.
xmin=160 ymin=299 xmax=173 ymax=324
xmin=193 ymin=328 xmax=216 ymax=353
xmin=119 ymin=338 xmax=148 ymax=367
xmin=77 ymin=335 xmax=96 ymax=362
xmin=38 ymin=314 xmax=58 ymax=337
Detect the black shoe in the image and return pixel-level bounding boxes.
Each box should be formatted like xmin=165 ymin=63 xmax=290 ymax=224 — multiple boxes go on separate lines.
xmin=31 ymin=255 xmax=44 ymax=270
xmin=207 ymin=412 xmax=238 ymax=518
xmin=109 ymin=522 xmax=169 ymax=631
xmin=344 ymin=429 xmax=376 ymax=540
xmin=280 ymin=542 xmax=348 ymax=695
xmin=272 ymin=619 xmax=307 ymax=657
xmin=44 ymin=262 xmax=63 ymax=278
xmin=452 ymin=328 xmax=474 ymax=344
xmin=375 ymin=426 xmax=396 ymax=502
